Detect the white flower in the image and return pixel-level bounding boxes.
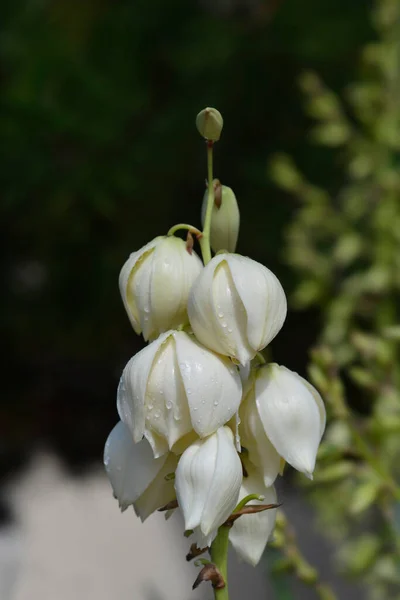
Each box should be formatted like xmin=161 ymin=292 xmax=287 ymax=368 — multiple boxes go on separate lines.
xmin=175 ymin=427 xmax=242 ymax=536
xmin=243 ymin=364 xmax=326 ymax=478
xmin=201 ymin=183 xmax=240 ymax=253
xmin=229 ymin=460 xmax=277 ymax=566
xmin=117 ymin=331 xmax=242 ymax=457
xmin=103 ymin=421 xmax=177 ymax=521
xmin=119 ymin=236 xmax=203 ymax=341
xmin=188 ymin=253 xmax=287 ymax=366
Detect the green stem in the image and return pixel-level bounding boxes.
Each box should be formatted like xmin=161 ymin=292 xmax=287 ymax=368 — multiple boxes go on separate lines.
xmin=199 ymin=141 xmax=215 ymax=265
xmin=210 ymin=524 xmax=230 ymax=600
xmin=167 ymin=223 xmax=202 ymax=237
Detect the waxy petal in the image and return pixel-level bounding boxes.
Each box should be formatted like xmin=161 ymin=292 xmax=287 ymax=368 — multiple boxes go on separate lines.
xmin=119 ymin=236 xmax=202 ymax=341
xmin=229 ymin=461 xmax=277 ymax=566
xmin=103 ymin=421 xmax=167 ymax=511
xmin=175 ymin=427 xmax=242 ymax=536
xmin=117 ymin=331 xmax=170 ymax=443
xmin=150 ymin=237 xmax=203 ymax=337
xmin=145 ymin=335 xmax=192 ymax=450
xmin=225 ymin=254 xmax=287 ymax=352
xmin=134 ymin=453 xmax=178 ymax=522
xmin=119 ymin=237 xmax=162 ymax=335
xmin=255 ymin=364 xmax=323 ymax=478
xmin=240 ymin=386 xmax=281 ymax=487
xmin=174 ymin=332 xmax=242 ymax=438
xmin=188 ymin=253 xmax=287 ymax=366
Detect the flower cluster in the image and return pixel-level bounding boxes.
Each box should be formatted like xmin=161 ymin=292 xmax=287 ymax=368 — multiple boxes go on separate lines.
xmin=104 ymin=108 xmax=326 ymax=573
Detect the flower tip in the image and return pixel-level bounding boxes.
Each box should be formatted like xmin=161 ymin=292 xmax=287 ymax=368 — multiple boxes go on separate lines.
xmin=304 ymin=471 xmax=314 ymax=481
xmin=196 ymin=107 xmax=223 ymax=141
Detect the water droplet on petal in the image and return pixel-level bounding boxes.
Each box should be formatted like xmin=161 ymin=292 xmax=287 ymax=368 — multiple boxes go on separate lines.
xmin=227 ymin=327 xmax=233 ymax=333
xmin=213 ymin=400 xmax=219 ymax=407
xmin=221 ymin=322 xmax=227 ymax=328
xmin=218 ymin=312 xmax=224 ymax=318
xmin=166 ymin=401 xmax=172 ymax=410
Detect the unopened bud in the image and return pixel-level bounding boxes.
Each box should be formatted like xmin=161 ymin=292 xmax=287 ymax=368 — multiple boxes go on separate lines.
xmin=201 ymin=183 xmax=240 ymax=252
xmin=196 ymin=107 xmax=223 ymax=141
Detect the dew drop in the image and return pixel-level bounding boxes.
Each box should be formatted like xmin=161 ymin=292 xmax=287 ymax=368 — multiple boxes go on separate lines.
xmin=218 ymin=312 xmax=224 ymax=318
xmin=193 ymin=407 xmax=198 ymax=411
xmin=154 ymin=410 xmax=161 ymax=419
xmin=148 ymin=404 xmax=153 ymax=411
xmin=166 ymin=401 xmax=172 ymax=410
xmin=187 ymin=388 xmax=192 ymax=395
xmin=213 ymin=400 xmax=219 ymax=407
xmin=221 ymin=322 xmax=227 ymax=328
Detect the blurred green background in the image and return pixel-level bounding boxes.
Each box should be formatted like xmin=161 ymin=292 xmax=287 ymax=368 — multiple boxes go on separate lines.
xmin=1 ymin=0 xmax=372 ymax=488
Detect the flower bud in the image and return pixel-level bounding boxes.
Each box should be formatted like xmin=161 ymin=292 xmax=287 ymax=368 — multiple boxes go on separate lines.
xmin=175 ymin=427 xmax=242 ymax=536
xmin=229 ymin=460 xmax=277 ymax=566
xmin=246 ymin=364 xmax=326 ymax=478
xmin=117 ymin=331 xmax=242 ymax=457
xmin=188 ymin=254 xmax=287 ymax=366
xmin=201 ymin=182 xmax=240 ymax=253
xmin=119 ymin=236 xmax=203 ymax=341
xmin=196 ymin=107 xmax=223 ymax=141
xmin=103 ymin=421 xmax=177 ymax=520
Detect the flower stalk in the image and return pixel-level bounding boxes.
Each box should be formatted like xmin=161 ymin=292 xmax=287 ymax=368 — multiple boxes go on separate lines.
xmin=210 ymin=524 xmax=230 ymax=600
xmin=199 ymin=141 xmax=215 ymax=265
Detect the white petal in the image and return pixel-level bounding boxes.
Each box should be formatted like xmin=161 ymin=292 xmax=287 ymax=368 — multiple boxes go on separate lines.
xmin=225 ymin=254 xmax=287 ymax=352
xmin=175 ymin=427 xmax=242 ymax=535
xmin=188 ymin=253 xmax=287 ymax=366
xmin=117 ymin=332 xmax=170 ymax=443
xmin=212 ymin=260 xmax=254 ymax=365
xmin=229 ymin=461 xmax=277 ymax=566
xmin=134 ymin=453 xmax=178 ymax=521
xmin=239 ymin=385 xmax=281 ymax=487
xmin=188 ymin=254 xmax=228 ymax=356
xmin=150 ymin=237 xmax=203 ymax=336
xmin=255 ymin=364 xmax=322 ymax=477
xmin=299 ymin=374 xmax=326 ymax=439
xmin=118 ymin=237 xmax=162 ymax=336
xmin=145 ymin=334 xmax=192 ymax=450
xmin=174 ymin=332 xmax=242 ymax=437
xmin=192 ymin=526 xmax=217 ymax=550
xmin=201 ymin=427 xmax=242 ymax=535
xmin=144 ymin=429 xmax=169 ymax=458
xmin=103 ymin=421 xmax=167 ymax=511
xmin=175 ymin=440 xmax=210 ymax=531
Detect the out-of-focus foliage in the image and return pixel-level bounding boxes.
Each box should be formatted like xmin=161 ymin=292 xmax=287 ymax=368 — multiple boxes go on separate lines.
xmin=270 ymin=0 xmax=400 ymax=597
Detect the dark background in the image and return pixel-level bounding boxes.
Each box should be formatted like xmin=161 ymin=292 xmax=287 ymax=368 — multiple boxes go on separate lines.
xmin=1 ymin=0 xmax=373 ymax=514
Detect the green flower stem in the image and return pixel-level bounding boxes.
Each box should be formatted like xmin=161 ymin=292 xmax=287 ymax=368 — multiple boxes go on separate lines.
xmin=210 ymin=524 xmax=230 ymax=600
xmin=199 ymin=141 xmax=215 ymax=265
xmin=167 ymin=223 xmax=202 ymax=237
xmin=234 ymin=494 xmax=264 ymax=513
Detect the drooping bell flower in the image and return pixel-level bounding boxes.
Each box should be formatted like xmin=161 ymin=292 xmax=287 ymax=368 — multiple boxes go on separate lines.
xmin=188 ymin=253 xmax=287 ymax=366
xmin=117 ymin=331 xmax=242 ymax=457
